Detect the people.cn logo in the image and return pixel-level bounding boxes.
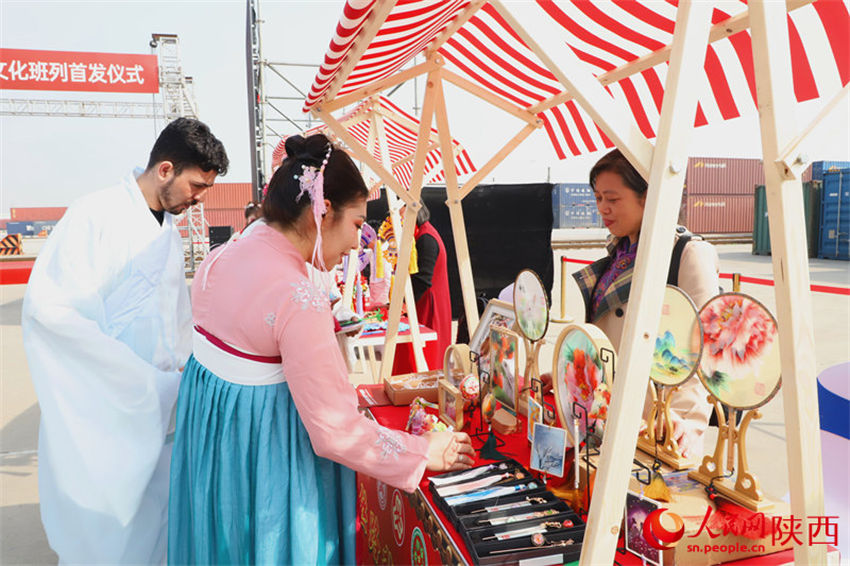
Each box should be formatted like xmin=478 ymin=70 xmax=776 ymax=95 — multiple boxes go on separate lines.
xmin=643 ymin=509 xmax=685 ymax=550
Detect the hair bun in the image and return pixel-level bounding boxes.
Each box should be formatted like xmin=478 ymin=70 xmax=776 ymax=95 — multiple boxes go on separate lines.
xmin=284 ymin=135 xmax=307 ymax=158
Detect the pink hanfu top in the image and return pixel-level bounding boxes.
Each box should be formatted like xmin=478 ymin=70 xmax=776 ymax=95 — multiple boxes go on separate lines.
xmin=192 ymin=222 xmax=429 ymax=492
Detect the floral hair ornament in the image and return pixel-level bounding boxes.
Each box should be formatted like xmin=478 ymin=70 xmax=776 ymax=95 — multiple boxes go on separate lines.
xmin=293 ymin=143 xmax=333 ymax=272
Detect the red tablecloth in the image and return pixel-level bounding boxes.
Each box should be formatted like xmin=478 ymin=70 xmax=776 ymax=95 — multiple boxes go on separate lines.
xmin=362 ymin=402 xmax=836 ymax=565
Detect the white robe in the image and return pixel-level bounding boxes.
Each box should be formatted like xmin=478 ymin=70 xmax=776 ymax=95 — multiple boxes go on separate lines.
xmin=22 ymin=169 xmax=191 ymax=565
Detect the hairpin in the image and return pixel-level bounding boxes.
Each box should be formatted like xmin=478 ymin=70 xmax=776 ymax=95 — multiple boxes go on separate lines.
xmin=478 ymin=508 xmax=559 ymax=526
xmin=292 ymin=143 xmax=333 ymax=272
xmin=482 ymin=519 xmax=575 ymax=542
xmin=468 ymin=496 xmax=548 ymax=514
xmin=489 ymin=535 xmax=575 ymax=555
xmin=445 ymin=482 xmax=538 ymax=507
xmin=435 ymin=470 xmax=526 ymax=497
xmin=429 ymin=463 xmax=507 ymax=487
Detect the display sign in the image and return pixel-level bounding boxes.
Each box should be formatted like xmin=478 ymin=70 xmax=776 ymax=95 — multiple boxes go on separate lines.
xmin=0 ymin=48 xmax=158 ymax=93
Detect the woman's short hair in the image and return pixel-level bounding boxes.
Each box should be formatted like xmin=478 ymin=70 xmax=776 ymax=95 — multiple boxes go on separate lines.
xmin=263 ymin=134 xmax=368 ymax=227
xmin=589 ymin=148 xmax=647 ymax=196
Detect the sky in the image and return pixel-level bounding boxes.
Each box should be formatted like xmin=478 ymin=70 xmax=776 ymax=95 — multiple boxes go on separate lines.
xmin=2 ymin=0 xmax=849 ymax=218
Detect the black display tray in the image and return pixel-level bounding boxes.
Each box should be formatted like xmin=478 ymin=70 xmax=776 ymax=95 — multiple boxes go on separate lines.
xmin=428 ymin=460 xmax=586 ymax=565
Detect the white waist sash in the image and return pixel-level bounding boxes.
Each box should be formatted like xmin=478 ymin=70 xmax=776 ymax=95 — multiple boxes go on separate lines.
xmin=192 ymin=328 xmax=285 ymax=386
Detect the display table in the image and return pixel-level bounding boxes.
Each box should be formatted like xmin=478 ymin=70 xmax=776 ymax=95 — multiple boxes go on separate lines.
xmin=355 ymin=402 xmax=840 ymax=565
xmin=346 ymin=321 xmax=437 ymax=382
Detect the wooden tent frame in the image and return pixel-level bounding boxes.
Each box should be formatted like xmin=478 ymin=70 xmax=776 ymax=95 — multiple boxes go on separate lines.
xmin=308 ymin=1 xmax=837 ymax=563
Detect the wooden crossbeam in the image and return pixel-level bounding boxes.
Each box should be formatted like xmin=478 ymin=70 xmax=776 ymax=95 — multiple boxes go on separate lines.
xmin=433 ymin=70 xmax=481 ymax=339
xmin=323 ymin=58 xmax=440 ymax=112
xmin=492 ymin=0 xmax=654 ymax=179
xmin=579 ymin=1 xmax=714 ymax=563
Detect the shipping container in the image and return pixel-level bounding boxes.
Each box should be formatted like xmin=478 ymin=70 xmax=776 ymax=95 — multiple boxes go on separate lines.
xmin=6 ymin=221 xmax=35 ymax=236
xmin=818 ymin=169 xmax=850 ymax=260
xmin=203 ymin=182 xmax=253 ymax=209
xmin=808 ymin=161 xmax=850 ymax=183
xmin=0 ymin=219 xmax=9 ymax=231
xmin=685 ymin=195 xmax=754 ymax=234
xmin=752 ymin=181 xmax=821 ymax=257
xmin=685 ymin=157 xmax=764 ymax=195
xmin=9 ymin=207 xmax=67 ymax=221
xmin=552 ymin=183 xmax=602 ymax=228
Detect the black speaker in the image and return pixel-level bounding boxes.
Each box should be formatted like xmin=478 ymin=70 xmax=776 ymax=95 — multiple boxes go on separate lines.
xmin=209 ymin=225 xmax=233 ymax=250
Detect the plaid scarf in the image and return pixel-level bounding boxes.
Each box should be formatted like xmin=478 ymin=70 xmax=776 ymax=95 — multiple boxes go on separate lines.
xmin=573 ymin=236 xmax=636 ymax=323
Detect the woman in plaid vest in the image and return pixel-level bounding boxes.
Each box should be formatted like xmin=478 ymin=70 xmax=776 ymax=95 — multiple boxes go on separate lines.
xmin=572 ymin=149 xmax=720 ymax=458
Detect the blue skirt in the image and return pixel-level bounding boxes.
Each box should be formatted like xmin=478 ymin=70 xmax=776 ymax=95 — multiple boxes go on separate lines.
xmin=168 ymin=356 xmax=356 ymax=565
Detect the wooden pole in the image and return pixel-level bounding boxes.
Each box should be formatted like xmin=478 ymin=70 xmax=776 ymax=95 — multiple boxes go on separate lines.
xmin=750 ymin=1 xmax=824 ymax=563
xmin=379 ymin=66 xmax=440 ymax=381
xmin=432 ymin=70 xmax=481 ymax=342
xmin=314 ymin=108 xmax=417 ymax=209
xmin=576 ymin=2 xmax=714 ymax=563
xmin=375 ymin=112 xmax=428 ymax=371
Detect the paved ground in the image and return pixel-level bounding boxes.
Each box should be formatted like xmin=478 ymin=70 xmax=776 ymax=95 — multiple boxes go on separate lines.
xmin=1 ymin=242 xmax=847 ymax=564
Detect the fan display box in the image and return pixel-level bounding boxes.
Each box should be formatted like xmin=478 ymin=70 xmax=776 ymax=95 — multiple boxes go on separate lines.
xmin=428 ymin=460 xmax=586 ymax=565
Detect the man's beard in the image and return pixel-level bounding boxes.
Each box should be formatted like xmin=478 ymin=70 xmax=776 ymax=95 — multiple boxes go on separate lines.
xmin=160 ymin=178 xmax=195 ymax=215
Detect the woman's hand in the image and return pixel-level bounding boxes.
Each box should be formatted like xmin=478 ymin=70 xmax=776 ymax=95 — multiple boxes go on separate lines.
xmin=423 ymin=431 xmax=475 ymax=472
xmin=670 ymin=414 xmax=702 ymax=458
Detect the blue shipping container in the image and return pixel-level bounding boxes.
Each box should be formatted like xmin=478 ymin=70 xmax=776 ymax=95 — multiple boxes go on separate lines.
xmin=5 ymin=221 xmax=35 ymax=236
xmin=818 ymin=169 xmax=850 ymax=260
xmin=553 ymin=183 xmax=602 ymax=228
xmin=810 ymin=161 xmax=850 ymax=182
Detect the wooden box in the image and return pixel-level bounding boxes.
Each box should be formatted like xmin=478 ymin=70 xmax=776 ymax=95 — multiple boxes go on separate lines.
xmin=383 ymin=370 xmax=442 ymax=406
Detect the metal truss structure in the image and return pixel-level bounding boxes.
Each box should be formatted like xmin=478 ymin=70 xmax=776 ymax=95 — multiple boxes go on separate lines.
xmin=1 ymin=33 xmax=206 ymax=272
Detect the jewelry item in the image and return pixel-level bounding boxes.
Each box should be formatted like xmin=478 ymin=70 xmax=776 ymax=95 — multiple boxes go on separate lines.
xmin=429 ymin=463 xmax=506 ymax=487
xmin=478 ymin=508 xmax=559 ymax=526
xmin=436 ymin=471 xmax=525 ymax=497
xmin=490 ymin=535 xmax=575 ymax=555
xmin=468 ymin=496 xmax=548 ymax=514
xmin=482 ymin=520 xmax=573 ymax=541
xmin=445 ymin=482 xmax=538 ymax=507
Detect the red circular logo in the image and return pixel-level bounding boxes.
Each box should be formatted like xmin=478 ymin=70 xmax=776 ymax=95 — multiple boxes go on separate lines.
xmin=643 ymin=508 xmax=685 ymax=550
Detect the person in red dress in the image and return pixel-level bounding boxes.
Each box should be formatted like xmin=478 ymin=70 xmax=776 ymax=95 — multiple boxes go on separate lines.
xmin=393 ymin=201 xmax=452 ymax=373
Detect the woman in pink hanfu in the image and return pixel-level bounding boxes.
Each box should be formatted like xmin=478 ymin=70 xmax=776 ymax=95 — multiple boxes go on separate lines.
xmin=168 ymin=134 xmax=474 ymax=565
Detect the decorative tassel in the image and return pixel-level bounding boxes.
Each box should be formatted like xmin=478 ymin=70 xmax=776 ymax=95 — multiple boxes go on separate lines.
xmin=644 ymin=470 xmax=672 ymax=502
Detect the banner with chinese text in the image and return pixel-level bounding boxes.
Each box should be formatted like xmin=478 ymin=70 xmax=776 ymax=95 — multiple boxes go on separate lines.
xmin=0 ymin=48 xmax=158 ymax=93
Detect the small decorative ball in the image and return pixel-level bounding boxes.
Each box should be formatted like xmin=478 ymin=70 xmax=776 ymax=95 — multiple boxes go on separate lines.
xmin=481 ymin=392 xmax=496 ymax=422
xmin=460 ymin=374 xmax=479 ymax=404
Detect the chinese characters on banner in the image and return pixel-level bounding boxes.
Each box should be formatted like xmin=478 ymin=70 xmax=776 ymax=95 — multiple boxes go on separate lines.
xmin=0 ymin=48 xmax=158 ymax=93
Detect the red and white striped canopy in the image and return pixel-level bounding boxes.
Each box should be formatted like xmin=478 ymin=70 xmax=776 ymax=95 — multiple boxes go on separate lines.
xmin=304 ymin=0 xmax=849 ymax=160
xmin=273 ymin=95 xmax=475 ymax=196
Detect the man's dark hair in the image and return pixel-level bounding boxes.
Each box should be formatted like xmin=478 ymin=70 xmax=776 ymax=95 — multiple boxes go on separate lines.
xmin=589 ymin=148 xmax=647 ymax=196
xmin=146 ymin=117 xmax=229 ymax=176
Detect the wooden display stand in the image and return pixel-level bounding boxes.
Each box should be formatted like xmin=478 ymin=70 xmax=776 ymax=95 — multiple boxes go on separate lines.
xmin=637 ymin=383 xmax=701 ymax=470
xmin=689 ymin=400 xmax=776 ymax=512
xmin=305 ymin=2 xmax=835 ymax=562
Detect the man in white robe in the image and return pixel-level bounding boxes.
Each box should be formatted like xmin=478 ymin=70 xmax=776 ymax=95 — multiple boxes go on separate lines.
xmin=22 ymin=117 xmax=228 ymax=564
